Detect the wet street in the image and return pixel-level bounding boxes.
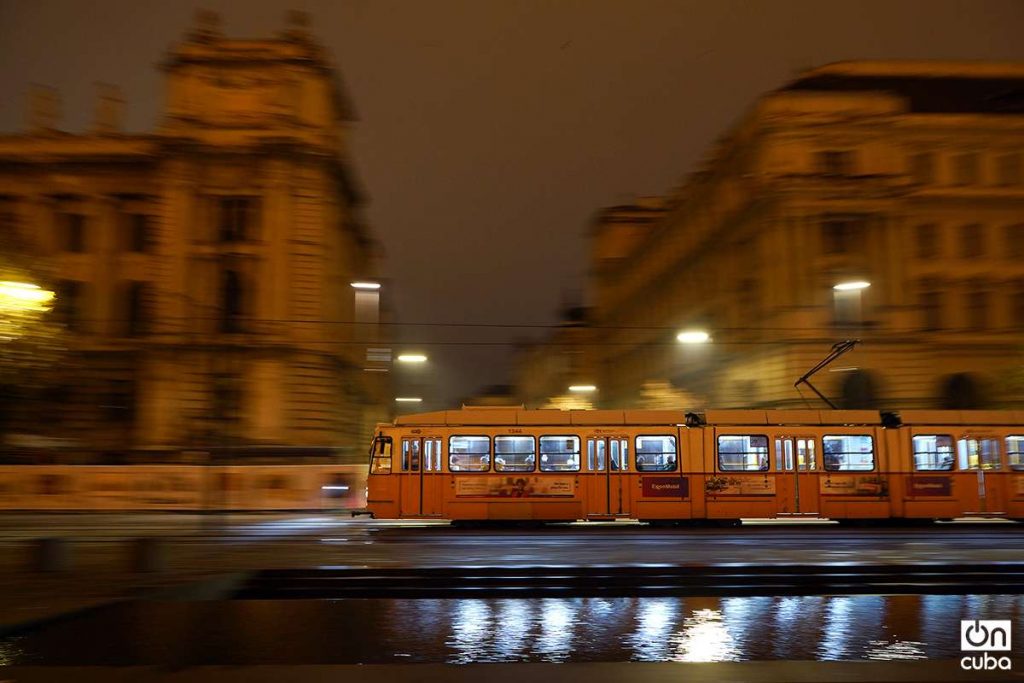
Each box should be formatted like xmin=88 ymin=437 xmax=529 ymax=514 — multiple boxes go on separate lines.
xmin=1 ymin=514 xmax=1023 ymax=569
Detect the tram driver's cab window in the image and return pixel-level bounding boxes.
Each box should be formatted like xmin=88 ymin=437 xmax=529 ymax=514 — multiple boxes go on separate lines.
xmin=449 ymin=435 xmax=490 ymax=472
xmin=635 ymin=435 xmax=677 ymax=472
xmin=912 ymin=435 xmax=954 ymax=471
xmin=1008 ymin=436 xmax=1024 ymax=471
xmin=823 ymin=435 xmax=874 ymax=471
xmin=958 ymin=437 xmax=1001 ymax=470
xmin=495 ymin=436 xmax=536 ymax=472
xmin=539 ymin=436 xmax=580 ymax=472
xmin=718 ymin=435 xmax=769 ymax=471
xmin=370 ymin=436 xmax=393 ymax=474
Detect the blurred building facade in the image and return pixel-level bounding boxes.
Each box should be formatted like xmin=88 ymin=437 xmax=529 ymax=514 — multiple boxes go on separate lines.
xmin=0 ymin=12 xmax=389 ymax=460
xmin=554 ymin=61 xmax=1024 ymax=410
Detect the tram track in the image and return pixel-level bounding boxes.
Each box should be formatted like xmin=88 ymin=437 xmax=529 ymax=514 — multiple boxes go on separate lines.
xmin=235 ymin=562 xmax=1024 ymax=599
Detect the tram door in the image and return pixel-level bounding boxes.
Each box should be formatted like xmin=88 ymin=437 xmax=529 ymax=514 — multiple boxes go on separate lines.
xmin=585 ymin=437 xmax=629 ymax=517
xmin=957 ymin=437 xmax=1004 ymax=514
xmin=400 ymin=437 xmax=444 ymax=517
xmin=774 ymin=437 xmax=820 ymax=515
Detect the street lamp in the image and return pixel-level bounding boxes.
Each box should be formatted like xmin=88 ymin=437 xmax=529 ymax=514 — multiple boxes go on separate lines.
xmin=676 ymin=330 xmax=710 ymax=344
xmin=350 ymin=281 xmax=381 ymax=290
xmin=568 ymin=384 xmax=596 ymax=393
xmin=395 ymin=397 xmax=423 ymax=403
xmin=397 ymin=354 xmax=427 ymax=363
xmin=833 ymin=281 xmax=870 ymax=291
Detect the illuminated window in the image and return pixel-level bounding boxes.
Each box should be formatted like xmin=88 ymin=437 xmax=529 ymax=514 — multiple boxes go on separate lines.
xmin=423 ymin=438 xmax=442 ymax=472
xmin=370 ymin=437 xmax=393 ymax=474
xmin=448 ymin=435 xmax=490 ymax=472
xmin=636 ymin=435 xmax=678 ymax=472
xmin=587 ymin=439 xmax=606 ymax=471
xmin=609 ymin=438 xmax=629 ymax=471
xmin=1007 ymin=437 xmax=1024 ymax=471
xmin=958 ymin=438 xmax=1001 ymax=470
xmin=539 ymin=435 xmax=580 ymax=472
xmin=822 ymin=435 xmax=874 ymax=471
xmin=495 ymin=436 xmax=536 ymax=472
xmin=718 ymin=435 xmax=768 ymax=471
xmin=401 ymin=438 xmax=420 ymax=472
xmin=912 ymin=435 xmax=954 ymax=471
xmin=909 ymin=151 xmax=935 ymax=185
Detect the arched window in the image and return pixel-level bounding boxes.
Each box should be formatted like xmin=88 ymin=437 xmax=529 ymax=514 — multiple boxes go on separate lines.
xmin=839 ymin=370 xmax=879 ymax=409
xmin=939 ymin=373 xmax=984 ymax=409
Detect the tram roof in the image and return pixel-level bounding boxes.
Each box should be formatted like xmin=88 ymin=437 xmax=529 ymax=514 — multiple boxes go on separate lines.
xmin=390 ymin=408 xmax=893 ymax=427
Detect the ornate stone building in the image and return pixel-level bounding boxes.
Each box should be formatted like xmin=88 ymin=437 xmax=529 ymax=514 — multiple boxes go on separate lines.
xmin=0 ymin=12 xmax=389 ymax=460
xmin=548 ymin=61 xmax=1024 ymax=411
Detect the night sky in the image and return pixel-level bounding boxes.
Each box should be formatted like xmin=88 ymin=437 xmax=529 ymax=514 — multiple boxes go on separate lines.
xmin=2 ymin=0 xmax=1023 ymax=407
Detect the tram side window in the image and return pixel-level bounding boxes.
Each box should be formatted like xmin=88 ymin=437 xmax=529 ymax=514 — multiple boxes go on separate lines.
xmin=424 ymin=439 xmax=442 ymax=472
xmin=539 ymin=436 xmax=581 ymax=472
xmin=635 ymin=435 xmax=677 ymax=472
xmin=401 ymin=439 xmax=421 ymax=472
xmin=1007 ymin=436 xmax=1024 ymax=471
xmin=370 ymin=437 xmax=393 ymax=474
xmin=958 ymin=438 xmax=1001 ymax=470
xmin=823 ymin=435 xmax=874 ymax=471
xmin=495 ymin=436 xmax=536 ymax=472
xmin=718 ymin=435 xmax=769 ymax=471
xmin=449 ymin=436 xmax=491 ymax=472
xmin=610 ymin=439 xmax=629 ymax=471
xmin=912 ymin=435 xmax=954 ymax=471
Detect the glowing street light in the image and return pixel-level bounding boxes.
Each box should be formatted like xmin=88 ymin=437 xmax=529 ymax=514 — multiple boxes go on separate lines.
xmin=676 ymin=330 xmax=710 ymax=344
xmin=397 ymin=354 xmax=428 ymax=363
xmin=568 ymin=384 xmax=597 ymax=393
xmin=350 ymin=281 xmax=381 ymax=290
xmin=395 ymin=397 xmax=423 ymax=403
xmin=833 ymin=281 xmax=871 ymax=291
xmin=0 ymin=280 xmax=54 ymax=312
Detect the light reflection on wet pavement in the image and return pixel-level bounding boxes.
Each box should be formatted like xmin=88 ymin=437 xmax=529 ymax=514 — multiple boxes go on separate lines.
xmin=1 ymin=594 xmax=1021 ymax=665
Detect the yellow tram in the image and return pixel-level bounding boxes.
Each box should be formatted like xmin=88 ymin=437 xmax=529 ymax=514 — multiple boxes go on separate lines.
xmin=365 ymin=407 xmax=1024 ymax=523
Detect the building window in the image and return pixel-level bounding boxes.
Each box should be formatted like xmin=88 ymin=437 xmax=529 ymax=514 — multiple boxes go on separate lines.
xmin=909 ymin=151 xmax=935 ymax=185
xmin=55 ymin=280 xmax=83 ymax=331
xmin=996 ymin=152 xmax=1022 ymax=186
xmin=1006 ymin=224 xmax=1023 ymax=259
xmin=125 ymin=213 xmax=151 ymax=253
xmin=919 ymin=287 xmax=943 ymax=331
xmin=221 ymin=269 xmax=244 ymax=333
xmin=125 ymin=281 xmax=151 ymax=337
xmin=59 ymin=212 xmax=85 ymax=252
xmin=817 ymin=150 xmax=854 ymax=176
xmin=448 ymin=435 xmax=490 ymax=472
xmin=104 ymin=379 xmax=136 ymax=423
xmin=967 ymin=286 xmax=989 ymax=330
xmin=218 ymin=197 xmax=257 ymax=243
xmin=915 ymin=224 xmax=939 ymax=259
xmin=961 ymin=223 xmax=984 ymax=258
xmin=717 ymin=435 xmax=769 ymax=471
xmin=820 ymin=215 xmax=864 ymax=255
xmin=952 ymin=152 xmax=979 ymax=185
xmin=211 ymin=373 xmax=242 ymax=425
xmin=823 ymin=435 xmax=874 ymax=471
